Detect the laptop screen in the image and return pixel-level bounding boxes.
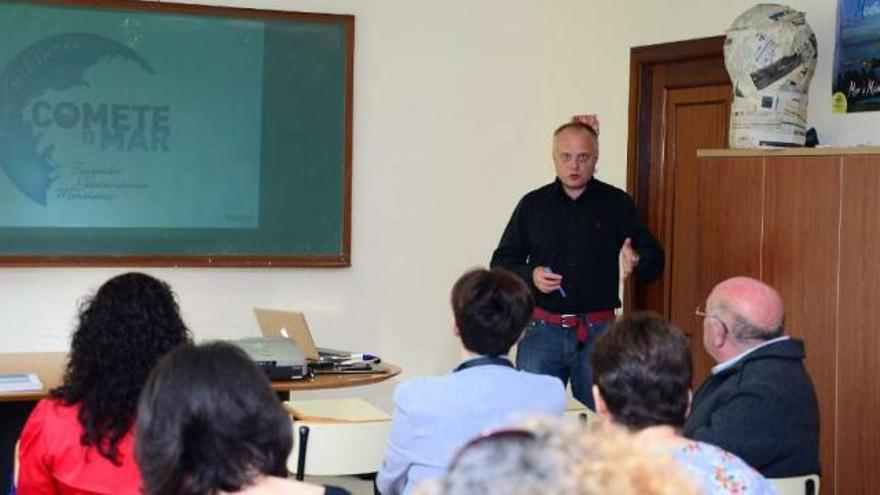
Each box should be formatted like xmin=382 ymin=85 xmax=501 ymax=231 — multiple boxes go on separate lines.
xmin=252 ymin=307 xmax=320 ymax=361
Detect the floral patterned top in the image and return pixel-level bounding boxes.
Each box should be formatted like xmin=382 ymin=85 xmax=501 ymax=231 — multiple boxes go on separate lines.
xmin=672 ymin=440 xmax=777 ymax=494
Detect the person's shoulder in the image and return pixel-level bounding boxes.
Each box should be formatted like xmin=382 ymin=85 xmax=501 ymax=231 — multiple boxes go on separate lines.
xmin=19 ymin=399 xmax=80 ymax=458
xmin=687 ymin=441 xmax=772 ymax=490
xmin=28 ymin=398 xmax=54 ymax=418
xmin=738 ymin=340 xmax=811 ymax=381
xmin=511 ymin=369 xmax=567 ymax=402
xmin=516 ymin=368 xmax=563 ymax=386
xmin=681 ymin=439 xmax=737 ymax=458
xmin=28 ymin=398 xmax=79 ymax=426
xmin=235 ymin=475 xmax=329 ymax=495
xmin=590 ymin=178 xmax=634 ymax=202
xmin=392 ymin=373 xmax=479 ymax=423
xmin=746 ymin=338 xmax=806 ymax=361
xmin=20 ymin=399 xmax=54 ymax=440
xmin=393 ymin=374 xmax=452 ymax=404
xmin=519 ymin=181 xmax=558 ymax=203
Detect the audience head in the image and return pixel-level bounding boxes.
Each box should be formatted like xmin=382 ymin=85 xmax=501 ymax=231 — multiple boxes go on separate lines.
xmin=136 ymin=341 xmax=293 ymax=495
xmin=418 ymin=418 xmax=697 ymax=495
xmin=432 ymin=428 xmax=562 ymax=494
xmin=451 ymin=268 xmax=534 ymax=356
xmin=702 ymin=276 xmax=785 ymax=362
xmin=590 ymin=312 xmax=692 ymax=430
xmin=51 ymin=271 xmax=190 ymax=463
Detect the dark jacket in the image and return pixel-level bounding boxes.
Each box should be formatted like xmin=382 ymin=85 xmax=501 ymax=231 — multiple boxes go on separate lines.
xmin=683 ymin=338 xmax=820 ymax=478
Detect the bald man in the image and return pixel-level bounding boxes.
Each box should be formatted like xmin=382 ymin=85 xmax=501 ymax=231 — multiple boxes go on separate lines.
xmin=684 ymin=277 xmax=820 ymax=478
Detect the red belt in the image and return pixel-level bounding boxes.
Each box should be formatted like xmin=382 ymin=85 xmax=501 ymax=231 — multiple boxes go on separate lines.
xmin=532 ymin=307 xmax=615 ymax=348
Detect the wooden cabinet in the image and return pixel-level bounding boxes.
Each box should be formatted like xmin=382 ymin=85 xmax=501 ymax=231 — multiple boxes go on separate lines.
xmin=695 ymin=148 xmax=880 ymax=495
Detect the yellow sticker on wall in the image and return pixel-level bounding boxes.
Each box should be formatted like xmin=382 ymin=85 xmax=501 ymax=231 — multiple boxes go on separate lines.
xmin=831 ymin=92 xmax=848 ymax=114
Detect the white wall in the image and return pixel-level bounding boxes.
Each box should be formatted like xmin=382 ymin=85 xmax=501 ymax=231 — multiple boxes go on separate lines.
xmin=0 ymin=0 xmax=555 ymax=407
xmin=4 ymin=0 xmax=877 ymax=408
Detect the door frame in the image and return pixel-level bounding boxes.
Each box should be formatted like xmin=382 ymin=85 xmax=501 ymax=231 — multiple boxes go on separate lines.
xmin=624 ymin=36 xmax=728 ymax=314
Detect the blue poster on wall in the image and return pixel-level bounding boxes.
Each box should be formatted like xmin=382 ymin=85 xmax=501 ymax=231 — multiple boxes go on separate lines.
xmin=832 ymin=0 xmax=880 ymax=113
xmin=0 ymin=2 xmax=263 ymax=228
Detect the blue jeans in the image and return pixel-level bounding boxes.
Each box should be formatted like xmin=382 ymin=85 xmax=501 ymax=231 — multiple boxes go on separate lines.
xmin=516 ymin=318 xmax=611 ymax=410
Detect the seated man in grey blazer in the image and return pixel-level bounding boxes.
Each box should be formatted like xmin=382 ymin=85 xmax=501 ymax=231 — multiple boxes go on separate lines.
xmin=375 ymin=268 xmax=567 ymax=495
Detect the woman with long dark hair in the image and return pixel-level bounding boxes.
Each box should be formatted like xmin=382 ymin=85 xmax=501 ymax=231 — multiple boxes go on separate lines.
xmin=17 ymin=272 xmax=191 ymax=494
xmin=136 ymin=341 xmax=348 ymax=495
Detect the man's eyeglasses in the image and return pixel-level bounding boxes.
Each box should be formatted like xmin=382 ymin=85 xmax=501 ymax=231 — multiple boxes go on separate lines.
xmin=695 ymin=302 xmax=729 ymax=336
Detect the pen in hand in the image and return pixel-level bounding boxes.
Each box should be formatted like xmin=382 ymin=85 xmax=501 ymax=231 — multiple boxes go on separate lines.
xmin=543 ymin=267 xmax=567 ymax=298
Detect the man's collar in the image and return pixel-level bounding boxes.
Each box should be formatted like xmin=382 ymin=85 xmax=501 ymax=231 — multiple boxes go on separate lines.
xmin=457 ymin=353 xmax=509 ymax=366
xmin=552 ymin=177 xmax=594 ymax=201
xmin=712 ymin=336 xmax=790 ymax=374
xmin=453 ymin=354 xmax=513 ymax=373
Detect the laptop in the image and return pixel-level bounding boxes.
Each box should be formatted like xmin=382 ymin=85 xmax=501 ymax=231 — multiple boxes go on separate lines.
xmin=253 ymin=307 xmax=348 ymax=365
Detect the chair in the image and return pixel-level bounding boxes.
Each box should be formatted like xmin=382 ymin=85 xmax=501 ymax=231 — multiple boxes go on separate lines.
xmin=10 ymin=440 xmax=19 ymax=495
xmin=768 ymin=474 xmax=820 ymax=495
xmin=284 ymin=398 xmax=391 ymax=480
xmin=563 ymin=398 xmax=597 ymax=425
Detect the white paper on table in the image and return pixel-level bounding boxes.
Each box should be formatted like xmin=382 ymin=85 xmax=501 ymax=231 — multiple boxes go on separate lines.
xmin=0 ymin=373 xmax=43 ymax=392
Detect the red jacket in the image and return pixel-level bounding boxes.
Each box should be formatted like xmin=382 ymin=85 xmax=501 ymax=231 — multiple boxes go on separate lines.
xmin=17 ymin=399 xmax=141 ymax=495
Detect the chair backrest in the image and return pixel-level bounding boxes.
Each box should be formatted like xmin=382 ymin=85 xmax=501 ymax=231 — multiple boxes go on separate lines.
xmin=11 ymin=440 xmax=19 ymax=495
xmin=285 ymin=398 xmax=391 ymax=478
xmin=563 ymin=401 xmax=597 ymax=424
xmin=768 ymin=474 xmax=820 ymax=495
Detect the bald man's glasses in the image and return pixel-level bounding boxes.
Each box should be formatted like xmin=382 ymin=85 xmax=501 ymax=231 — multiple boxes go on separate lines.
xmin=695 ymin=303 xmax=730 ymax=336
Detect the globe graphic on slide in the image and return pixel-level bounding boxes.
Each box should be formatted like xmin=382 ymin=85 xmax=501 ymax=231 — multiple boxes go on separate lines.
xmin=0 ymin=33 xmax=153 ymax=206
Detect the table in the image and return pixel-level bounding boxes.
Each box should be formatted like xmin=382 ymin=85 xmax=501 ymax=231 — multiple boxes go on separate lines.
xmin=271 ymin=363 xmax=401 ymax=392
xmin=0 ymin=352 xmax=400 ymax=400
xmin=0 ymin=352 xmax=66 ymax=402
xmin=0 ymin=352 xmax=400 ymax=495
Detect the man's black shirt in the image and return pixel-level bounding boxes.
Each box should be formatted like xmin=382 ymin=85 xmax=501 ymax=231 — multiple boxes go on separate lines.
xmin=490 ymin=178 xmax=663 ymax=314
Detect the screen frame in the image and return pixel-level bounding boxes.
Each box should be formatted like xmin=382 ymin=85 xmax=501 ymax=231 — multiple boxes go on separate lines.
xmin=0 ymin=0 xmax=354 ymax=268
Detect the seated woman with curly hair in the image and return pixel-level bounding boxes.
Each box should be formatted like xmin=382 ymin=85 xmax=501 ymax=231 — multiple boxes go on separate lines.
xmin=16 ymin=272 xmax=191 ymax=495
xmin=135 ymin=341 xmax=348 ymax=495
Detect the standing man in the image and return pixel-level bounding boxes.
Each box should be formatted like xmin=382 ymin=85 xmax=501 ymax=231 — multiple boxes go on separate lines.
xmin=490 ymin=118 xmax=663 ymax=409
xmin=684 ymin=276 xmax=820 ymax=477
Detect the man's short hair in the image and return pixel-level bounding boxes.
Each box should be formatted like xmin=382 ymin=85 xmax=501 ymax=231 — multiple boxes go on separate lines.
xmin=726 ymin=307 xmax=785 ymax=342
xmin=451 ymin=268 xmax=534 ymax=356
xmin=553 ymin=121 xmax=598 ymax=139
xmin=709 ymin=300 xmax=785 ymax=343
xmin=590 ymin=312 xmax=692 ymax=429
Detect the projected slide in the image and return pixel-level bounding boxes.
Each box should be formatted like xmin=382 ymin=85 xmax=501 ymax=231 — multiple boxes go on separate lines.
xmin=0 ymin=3 xmax=263 ymax=228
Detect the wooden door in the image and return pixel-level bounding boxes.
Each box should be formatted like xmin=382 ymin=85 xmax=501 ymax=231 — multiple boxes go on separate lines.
xmin=628 ymin=37 xmax=730 ymax=314
xmin=662 ymin=86 xmax=731 ymax=383
xmin=627 ymin=37 xmax=732 ymax=383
